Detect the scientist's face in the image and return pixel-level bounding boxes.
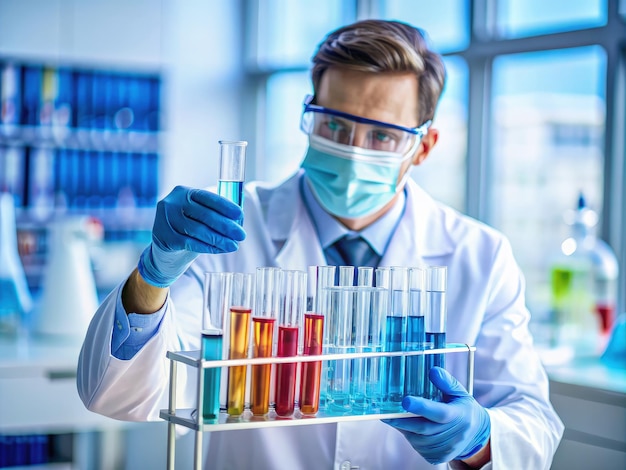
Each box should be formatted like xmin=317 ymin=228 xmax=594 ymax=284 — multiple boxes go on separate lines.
xmin=314 ymin=67 xmax=438 ymax=230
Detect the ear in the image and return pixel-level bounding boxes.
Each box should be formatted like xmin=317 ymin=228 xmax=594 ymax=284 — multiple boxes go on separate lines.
xmin=411 ymin=128 xmax=439 ymax=166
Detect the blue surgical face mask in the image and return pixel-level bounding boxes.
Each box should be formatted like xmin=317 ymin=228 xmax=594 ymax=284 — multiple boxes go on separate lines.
xmin=301 ymin=134 xmax=419 ymax=219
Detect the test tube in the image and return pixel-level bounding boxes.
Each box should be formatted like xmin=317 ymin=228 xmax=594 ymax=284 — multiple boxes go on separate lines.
xmin=339 ymin=266 xmax=355 ymax=287
xmin=250 ymin=267 xmax=281 ymax=416
xmin=218 ymin=140 xmax=247 ymax=207
xmin=309 ymin=266 xmax=336 ymax=412
xmin=326 ymin=286 xmax=354 ymax=413
xmin=350 ymin=286 xmax=372 ymax=411
xmin=405 ymin=267 xmax=426 ymax=398
xmin=201 ymin=272 xmax=232 ymax=419
xmin=424 ymin=266 xmax=447 ymax=401
xmin=274 ymin=270 xmax=306 ymax=417
xmin=381 ymin=266 xmax=409 ymax=412
xmin=226 ymin=272 xmax=253 ymax=417
xmin=357 ymin=266 xmax=373 ymax=287
xmin=298 ymin=266 xmax=330 ymax=416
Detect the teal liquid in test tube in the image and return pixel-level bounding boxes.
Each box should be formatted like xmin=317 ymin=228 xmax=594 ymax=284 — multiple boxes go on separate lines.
xmin=218 ymin=140 xmax=247 ymax=207
xmin=201 ymin=272 xmax=232 ymax=420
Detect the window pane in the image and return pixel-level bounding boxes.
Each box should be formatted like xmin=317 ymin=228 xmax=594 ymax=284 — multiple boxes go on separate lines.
xmin=251 ymin=0 xmax=354 ymax=68
xmin=491 ymin=47 xmax=606 ymax=335
xmin=263 ymin=72 xmax=311 ymax=183
xmin=411 ymin=56 xmax=468 ymax=212
xmin=495 ymin=0 xmax=607 ymax=38
xmin=381 ymin=0 xmax=470 ymax=53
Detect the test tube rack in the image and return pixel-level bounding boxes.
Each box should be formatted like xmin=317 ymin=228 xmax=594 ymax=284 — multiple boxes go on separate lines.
xmin=160 ymin=344 xmax=476 ymax=470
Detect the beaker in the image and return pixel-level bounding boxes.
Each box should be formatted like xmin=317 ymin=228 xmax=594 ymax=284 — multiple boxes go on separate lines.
xmin=226 ymin=272 xmax=253 ymax=417
xmin=218 ymin=140 xmax=247 ymax=207
xmin=250 ymin=267 xmax=281 ymax=416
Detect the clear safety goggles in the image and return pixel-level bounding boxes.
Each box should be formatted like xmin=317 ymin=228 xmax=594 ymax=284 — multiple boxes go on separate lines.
xmin=300 ymin=95 xmax=431 ymax=155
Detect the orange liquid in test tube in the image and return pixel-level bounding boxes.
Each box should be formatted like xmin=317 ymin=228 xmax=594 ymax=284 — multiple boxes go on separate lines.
xmin=227 ymin=307 xmax=251 ymax=416
xmin=299 ymin=313 xmax=324 ymax=415
xmin=250 ymin=317 xmax=275 ymax=416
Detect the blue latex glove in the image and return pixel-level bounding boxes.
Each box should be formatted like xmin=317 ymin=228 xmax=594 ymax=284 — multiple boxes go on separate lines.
xmin=138 ymin=186 xmax=246 ymax=287
xmin=384 ymin=367 xmax=491 ymax=465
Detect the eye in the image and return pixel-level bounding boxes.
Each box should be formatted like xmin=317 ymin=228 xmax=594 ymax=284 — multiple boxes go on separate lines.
xmin=327 ymin=119 xmax=340 ymax=132
xmin=373 ymin=130 xmax=393 ymax=143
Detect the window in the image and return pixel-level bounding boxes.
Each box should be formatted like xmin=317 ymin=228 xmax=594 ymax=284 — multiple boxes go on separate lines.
xmin=245 ymin=0 xmax=626 ymax=317
xmin=491 ymin=47 xmax=606 ymax=317
xmin=494 ymin=0 xmax=608 ymax=38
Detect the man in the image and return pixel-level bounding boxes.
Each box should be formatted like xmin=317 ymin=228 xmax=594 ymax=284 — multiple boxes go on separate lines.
xmin=78 ymin=19 xmax=563 ymax=469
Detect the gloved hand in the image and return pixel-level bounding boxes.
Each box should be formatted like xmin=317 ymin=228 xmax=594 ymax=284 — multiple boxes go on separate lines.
xmin=138 ymin=186 xmax=246 ymax=288
xmin=384 ymin=367 xmax=491 ymax=465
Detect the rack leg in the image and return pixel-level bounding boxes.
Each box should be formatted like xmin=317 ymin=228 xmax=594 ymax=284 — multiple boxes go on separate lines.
xmin=194 ymin=429 xmax=203 ymax=470
xmin=167 ymin=359 xmax=178 ymax=470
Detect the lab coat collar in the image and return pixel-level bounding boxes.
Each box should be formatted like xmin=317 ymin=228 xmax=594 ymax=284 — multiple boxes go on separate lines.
xmin=264 ymin=170 xmax=456 ymax=268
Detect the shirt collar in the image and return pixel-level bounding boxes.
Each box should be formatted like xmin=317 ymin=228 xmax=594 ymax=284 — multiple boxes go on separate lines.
xmin=300 ymin=175 xmax=406 ymax=257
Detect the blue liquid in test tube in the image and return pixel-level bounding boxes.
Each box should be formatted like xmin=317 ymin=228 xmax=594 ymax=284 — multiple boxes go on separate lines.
xmin=381 ymin=267 xmax=408 ymax=412
xmin=405 ymin=267 xmax=426 ymax=398
xmin=424 ymin=267 xmax=448 ymax=401
xmin=218 ymin=140 xmax=247 ymax=207
xmin=218 ymin=181 xmax=244 ymax=206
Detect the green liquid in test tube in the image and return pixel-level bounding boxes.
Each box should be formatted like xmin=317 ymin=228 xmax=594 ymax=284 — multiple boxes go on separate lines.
xmin=218 ymin=140 xmax=247 ymax=207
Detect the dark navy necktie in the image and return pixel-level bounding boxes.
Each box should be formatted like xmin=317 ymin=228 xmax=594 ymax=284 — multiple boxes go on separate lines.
xmin=330 ymin=235 xmax=380 ymax=268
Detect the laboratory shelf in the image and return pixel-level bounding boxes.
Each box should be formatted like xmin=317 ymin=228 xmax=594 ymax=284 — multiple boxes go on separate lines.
xmin=160 ymin=344 xmax=476 ymax=469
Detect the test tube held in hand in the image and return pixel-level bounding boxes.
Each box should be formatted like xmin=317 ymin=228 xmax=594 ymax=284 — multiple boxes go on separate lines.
xmin=201 ymin=272 xmax=232 ymax=420
xmin=218 ymin=140 xmax=247 ymax=207
xmin=274 ymin=270 xmax=306 ymax=417
xmin=424 ymin=266 xmax=447 ymax=401
xmin=250 ymin=267 xmax=281 ymax=416
xmin=226 ymin=272 xmax=253 ymax=417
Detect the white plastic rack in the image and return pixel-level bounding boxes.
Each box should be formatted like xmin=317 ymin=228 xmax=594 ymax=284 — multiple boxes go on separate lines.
xmin=160 ymin=344 xmax=476 ymax=470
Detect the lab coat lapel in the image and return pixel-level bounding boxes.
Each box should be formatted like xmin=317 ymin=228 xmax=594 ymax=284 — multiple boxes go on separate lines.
xmin=266 ymin=171 xmax=327 ymax=270
xmin=380 ymin=178 xmax=456 ymax=267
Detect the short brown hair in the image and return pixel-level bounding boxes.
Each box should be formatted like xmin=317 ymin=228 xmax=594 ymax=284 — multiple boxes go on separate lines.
xmin=311 ymin=19 xmax=446 ymax=123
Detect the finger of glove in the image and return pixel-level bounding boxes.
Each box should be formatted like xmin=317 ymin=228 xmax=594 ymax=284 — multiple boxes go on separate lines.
xmin=401 ymin=396 xmax=457 ymax=424
xmin=180 ymin=197 xmax=246 ymax=241
xmin=383 ymin=416 xmax=447 ymax=436
xmin=429 ymin=366 xmax=468 ymax=398
xmin=164 ymin=211 xmax=241 ymax=253
xmin=158 ymin=194 xmax=245 ymax=246
xmin=188 ymin=188 xmax=243 ymax=221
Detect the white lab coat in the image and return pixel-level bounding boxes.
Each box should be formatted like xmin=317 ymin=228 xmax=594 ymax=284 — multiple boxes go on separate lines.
xmin=78 ymin=171 xmax=564 ymax=469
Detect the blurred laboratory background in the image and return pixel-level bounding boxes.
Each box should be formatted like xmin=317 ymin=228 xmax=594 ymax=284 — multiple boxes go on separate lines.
xmin=0 ymin=0 xmax=625 ymax=469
